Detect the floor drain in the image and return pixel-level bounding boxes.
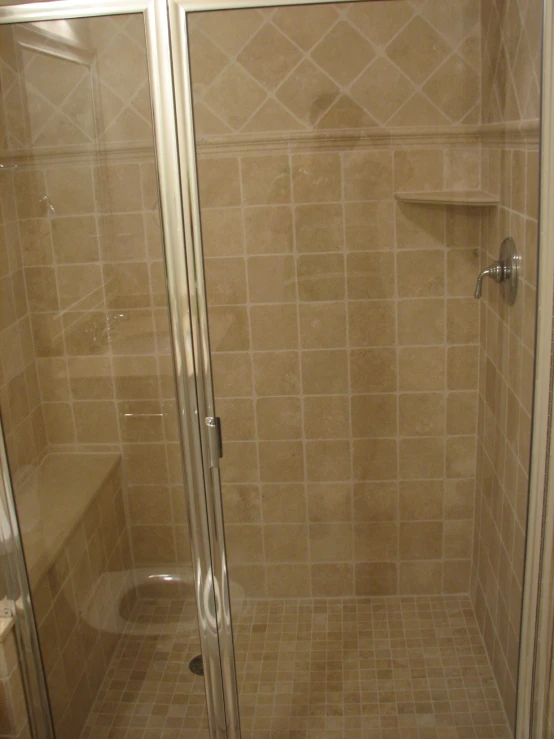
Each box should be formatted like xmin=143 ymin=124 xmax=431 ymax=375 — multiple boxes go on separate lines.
xmin=189 ymin=655 xmax=204 ymax=676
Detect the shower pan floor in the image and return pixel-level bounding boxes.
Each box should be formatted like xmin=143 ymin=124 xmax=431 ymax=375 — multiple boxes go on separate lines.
xmin=80 ymin=594 xmax=510 ymax=739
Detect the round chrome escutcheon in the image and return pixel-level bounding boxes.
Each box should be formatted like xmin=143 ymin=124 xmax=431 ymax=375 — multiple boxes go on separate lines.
xmin=500 ymin=236 xmax=520 ymax=306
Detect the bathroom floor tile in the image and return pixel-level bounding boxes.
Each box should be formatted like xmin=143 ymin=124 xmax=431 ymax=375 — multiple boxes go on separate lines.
xmin=81 ymin=594 xmax=510 ymax=738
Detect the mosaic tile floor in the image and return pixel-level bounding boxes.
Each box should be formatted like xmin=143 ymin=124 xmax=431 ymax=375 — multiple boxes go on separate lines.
xmin=81 ymin=595 xmax=511 ymax=739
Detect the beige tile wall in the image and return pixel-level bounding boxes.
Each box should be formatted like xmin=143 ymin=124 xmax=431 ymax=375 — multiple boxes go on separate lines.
xmin=0 ymin=17 xmax=191 ymax=571
xmin=189 ymin=1 xmax=481 ymax=135
xmin=32 ymin=460 xmax=132 ymax=739
xmin=0 ymin=623 xmax=30 ymax=739
xmin=471 ymin=0 xmax=541 ymax=728
xmin=0 ymin=166 xmax=47 ymax=490
xmin=199 ymin=144 xmax=482 ymax=599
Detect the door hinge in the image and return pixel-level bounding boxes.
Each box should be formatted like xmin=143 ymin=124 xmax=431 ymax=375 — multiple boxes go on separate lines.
xmin=205 ymin=416 xmax=223 ymax=469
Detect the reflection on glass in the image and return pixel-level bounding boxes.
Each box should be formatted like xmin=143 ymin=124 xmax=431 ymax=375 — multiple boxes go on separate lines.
xmin=0 ymin=14 xmax=207 ymax=739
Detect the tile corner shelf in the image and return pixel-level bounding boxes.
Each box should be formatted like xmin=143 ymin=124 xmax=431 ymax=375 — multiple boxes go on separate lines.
xmin=395 ymin=190 xmax=499 ymax=206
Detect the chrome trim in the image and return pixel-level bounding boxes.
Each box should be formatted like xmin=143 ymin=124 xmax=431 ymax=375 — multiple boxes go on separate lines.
xmin=518 ymin=1 xmax=554 ymax=735
xmin=0 ymin=416 xmax=54 ymax=739
xmin=143 ymin=2 xmax=227 ymax=735
xmin=168 ymin=2 xmax=240 ymax=734
xmin=0 ymin=0 xmax=228 ymax=735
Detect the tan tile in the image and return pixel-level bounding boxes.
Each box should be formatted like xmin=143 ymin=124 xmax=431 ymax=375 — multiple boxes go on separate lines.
xmin=273 ymin=4 xmax=338 ymax=50
xmin=261 ymin=483 xmax=306 ymax=523
xmin=446 ymin=297 xmax=479 ymax=343
xmin=309 ymin=522 xmax=352 ymax=561
xmin=24 ymin=267 xmax=58 ymax=311
xmin=350 ymin=348 xmax=397 ymax=393
xmin=225 ymin=524 xmax=263 ymax=564
xmin=355 ymin=563 xmax=397 ymax=595
xmin=399 ymin=561 xmax=442 ymax=594
xmin=241 ymin=155 xmax=291 ymax=204
xmin=306 ymin=440 xmax=350 ymax=481
xmin=345 ymin=201 xmax=394 ymax=251
xmin=443 ymin=560 xmax=471 ymax=593
xmin=297 ymin=253 xmax=344 ymax=301
xmin=447 ymin=392 xmax=477 ymax=434
xmin=259 ymin=440 xmax=304 ymax=482
xmin=250 ymin=304 xmax=298 ymax=350
xmin=343 ymin=151 xmax=393 ymax=201
xmin=119 ymin=400 xmax=164 ymax=442
xmin=311 ymin=563 xmax=353 ymax=597
xmin=198 ymin=157 xmax=241 ymax=207
xmin=299 ymin=302 xmax=347 ymax=349
xmin=212 ymin=352 xmax=252 ymax=397
xmin=397 ymin=250 xmax=444 ymax=298
xmin=220 ymin=441 xmax=258 ymax=483
xmin=447 ymin=345 xmax=478 ymax=389
xmin=201 ymin=208 xmax=244 ymax=257
xmin=292 ymin=153 xmax=341 ymax=203
xmin=387 ymin=17 xmax=450 ymax=85
xmin=203 ymin=63 xmax=265 ymax=130
xmin=398 ymin=299 xmax=445 ymax=345
xmin=395 ymin=153 xmax=444 ymax=199
xmin=447 ymin=248 xmax=480 ymax=297
xmin=351 ymin=394 xmax=396 ymax=438
xmin=42 ymin=402 xmax=74 ymax=443
xmin=443 ymin=520 xmax=473 ymax=558
xmin=354 ymin=522 xmax=398 ymax=561
xmin=276 ymin=59 xmax=339 ymax=125
xmin=36 ymin=358 xmax=70 ymax=401
xmin=353 ymin=439 xmax=397 ymax=480
xmin=349 ymin=301 xmax=396 ymax=347
xmin=265 ymin=524 xmax=308 ymax=562
xmin=237 ymin=24 xmax=301 ymax=89
xmin=399 ymin=347 xmax=445 ymax=391
xmin=399 ymin=393 xmax=444 ymax=436
xmin=399 ymin=480 xmax=443 ymax=521
xmin=51 ymin=216 xmax=98 ymax=264
xmin=253 ymin=351 xmax=299 ymax=396
xmin=353 ymin=481 xmax=397 ymax=521
xmin=208 ymin=306 xmax=249 ymax=351
xmin=244 ymin=207 xmax=293 ymax=255
xmin=222 ymin=484 xmax=260 ymax=524
xmin=218 ymin=398 xmax=255 ymax=441
xmin=295 ymin=204 xmax=343 ymax=253
xmin=395 ymin=202 xmax=446 ymax=252
xmin=205 ymin=257 xmax=247 ymax=305
xmin=301 ymin=349 xmax=348 ymax=394
xmin=400 ymin=437 xmax=444 ymax=479
xmin=347 ymin=252 xmax=395 ymax=299
xmin=312 ymin=21 xmax=374 ymax=86
xmin=256 ymin=397 xmax=301 ymax=440
xmin=307 ymin=482 xmax=351 ymax=522
xmin=247 ymin=255 xmax=295 ymax=303
xmin=445 ymin=479 xmax=474 ymax=519
xmin=45 ymin=164 xmax=95 ymax=215
xmin=400 ymin=521 xmax=443 ymax=559
xmin=266 ymin=564 xmax=310 ymax=597
xmin=446 ymin=435 xmax=476 ymax=478
xmin=304 ymin=396 xmax=349 ymax=439
xmin=351 ymin=56 xmax=413 ymax=124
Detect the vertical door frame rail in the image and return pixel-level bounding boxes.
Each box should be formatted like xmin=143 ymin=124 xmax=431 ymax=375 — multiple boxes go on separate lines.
xmin=519 ymin=1 xmax=554 ymax=737
xmin=0 ymin=0 xmax=230 ymax=735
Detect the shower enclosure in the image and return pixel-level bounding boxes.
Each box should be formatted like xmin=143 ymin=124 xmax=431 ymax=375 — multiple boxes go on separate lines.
xmin=0 ymin=0 xmax=553 ymax=737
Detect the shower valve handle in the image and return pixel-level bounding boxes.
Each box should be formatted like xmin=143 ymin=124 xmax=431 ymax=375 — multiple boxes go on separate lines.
xmin=474 ymin=260 xmax=506 ymax=299
xmin=473 ymin=237 xmax=519 ymax=305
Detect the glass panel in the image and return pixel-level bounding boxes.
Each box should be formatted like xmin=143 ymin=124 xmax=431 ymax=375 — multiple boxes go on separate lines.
xmin=188 ymin=0 xmax=542 ymax=735
xmin=0 ymin=15 xmax=209 ymax=739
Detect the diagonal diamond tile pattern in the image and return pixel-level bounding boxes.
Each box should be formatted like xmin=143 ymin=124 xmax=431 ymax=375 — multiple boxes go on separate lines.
xmin=189 ymin=2 xmax=482 ymax=136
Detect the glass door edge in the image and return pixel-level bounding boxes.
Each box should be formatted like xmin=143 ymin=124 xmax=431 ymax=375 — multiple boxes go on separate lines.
xmin=516 ymin=1 xmax=554 ymax=736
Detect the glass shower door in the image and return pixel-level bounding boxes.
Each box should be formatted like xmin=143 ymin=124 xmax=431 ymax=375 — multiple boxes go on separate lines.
xmin=0 ymin=4 xmax=225 ymax=738
xmin=176 ymin=0 xmax=543 ymax=736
